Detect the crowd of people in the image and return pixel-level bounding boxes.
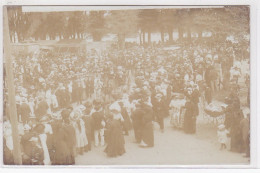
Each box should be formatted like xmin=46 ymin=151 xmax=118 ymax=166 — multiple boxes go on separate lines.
xmin=3 ymin=39 xmax=250 ymax=165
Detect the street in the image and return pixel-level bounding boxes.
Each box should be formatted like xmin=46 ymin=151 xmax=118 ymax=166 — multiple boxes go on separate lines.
xmin=75 ymin=116 xmax=249 ymax=165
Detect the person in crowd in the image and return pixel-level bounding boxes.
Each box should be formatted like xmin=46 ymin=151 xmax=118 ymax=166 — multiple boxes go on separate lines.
xmin=183 ymin=97 xmax=195 ymax=134
xmin=20 ymin=97 xmax=31 ymax=124
xmin=35 ymin=96 xmax=49 ymax=121
xmin=240 ymin=113 xmax=250 ymax=157
xmin=104 ymin=102 xmax=125 ymax=157
xmin=52 ymin=109 xmax=76 ymax=165
xmin=55 ymin=84 xmax=70 ymax=108
xmin=3 ymin=116 xmax=14 ymax=165
xmin=82 ymin=102 xmax=94 ymax=152
xmin=205 ymin=86 xmax=212 ymax=105
xmin=229 ymin=100 xmax=244 ymax=152
xmin=91 ymin=100 xmax=105 ymax=147
xmin=21 ymin=124 xmax=45 ymax=165
xmin=190 ymin=85 xmax=200 ymax=133
xmin=118 ymin=101 xmax=132 ymax=136
xmin=131 ymin=100 xmax=144 ymax=143
xmin=224 ymin=97 xmax=233 ymax=129
xmin=139 ymin=100 xmax=154 ymax=148
xmin=217 ymin=124 xmax=229 ymax=150
xmin=153 ymin=93 xmax=165 ymax=133
xmin=71 ymin=108 xmax=88 ymax=155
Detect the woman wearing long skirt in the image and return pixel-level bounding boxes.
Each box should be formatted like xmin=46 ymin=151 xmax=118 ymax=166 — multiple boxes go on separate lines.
xmin=183 ymin=99 xmax=194 ymax=134
xmin=52 ymin=109 xmax=76 ymax=165
xmin=140 ymin=103 xmax=154 ymax=147
xmin=104 ymin=103 xmax=125 ymax=157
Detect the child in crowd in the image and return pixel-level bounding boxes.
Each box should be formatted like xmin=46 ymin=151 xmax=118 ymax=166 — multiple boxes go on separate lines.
xmin=217 ymin=124 xmax=229 ymax=150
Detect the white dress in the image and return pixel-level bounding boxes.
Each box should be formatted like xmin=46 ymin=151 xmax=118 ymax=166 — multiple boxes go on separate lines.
xmin=79 ymin=118 xmax=88 ymax=147
xmin=73 ymin=119 xmax=88 ymax=148
xmin=4 ymin=121 xmax=13 ymax=151
xmin=217 ymin=129 xmax=229 ymax=144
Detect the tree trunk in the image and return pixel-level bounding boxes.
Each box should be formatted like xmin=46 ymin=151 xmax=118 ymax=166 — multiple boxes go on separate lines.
xmin=139 ymin=32 xmax=142 ymax=45
xmin=198 ymin=30 xmax=203 ymax=39
xmin=148 ymin=31 xmax=151 ymax=45
xmin=178 ymin=27 xmax=183 ymax=41
xmin=161 ymin=30 xmax=164 ymax=43
xmin=92 ymin=33 xmax=102 ymax=42
xmin=168 ymin=28 xmax=173 ymax=43
xmin=142 ymin=31 xmax=145 ymax=45
xmin=187 ymin=27 xmax=191 ymax=41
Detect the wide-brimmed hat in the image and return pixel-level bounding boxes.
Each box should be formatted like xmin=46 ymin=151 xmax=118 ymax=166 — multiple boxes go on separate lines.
xmin=218 ymin=124 xmax=225 ymax=130
xmin=155 ymin=93 xmax=163 ymax=98
xmin=40 ymin=114 xmax=52 ymax=123
xmin=109 ymin=102 xmax=121 ymax=112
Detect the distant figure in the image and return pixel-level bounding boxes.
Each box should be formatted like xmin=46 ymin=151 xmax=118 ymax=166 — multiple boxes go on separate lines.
xmin=131 ymin=102 xmax=144 ymax=143
xmin=217 ymin=124 xmax=229 ymax=150
xmin=183 ymin=98 xmax=196 ymax=134
xmin=240 ymin=113 xmax=250 ymax=157
xmin=104 ymin=103 xmax=125 ymax=157
xmin=139 ymin=102 xmax=154 ymax=148
xmin=205 ymin=87 xmax=212 ymax=105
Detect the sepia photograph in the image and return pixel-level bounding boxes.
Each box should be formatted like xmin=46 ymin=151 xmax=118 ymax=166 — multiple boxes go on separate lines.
xmin=2 ymin=5 xmax=252 ymax=166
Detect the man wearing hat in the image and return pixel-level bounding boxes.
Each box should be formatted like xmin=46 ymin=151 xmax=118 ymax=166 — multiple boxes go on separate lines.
xmin=20 ymin=97 xmax=31 ymax=124
xmin=91 ymin=100 xmax=105 ymax=147
xmin=153 ymin=93 xmax=165 ymax=133
xmin=55 ymin=84 xmax=70 ymax=109
xmin=21 ymin=124 xmax=45 ymax=165
xmin=35 ymin=96 xmax=49 ymax=121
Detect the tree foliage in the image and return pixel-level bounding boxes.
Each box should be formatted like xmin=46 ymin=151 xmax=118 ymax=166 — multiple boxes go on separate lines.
xmin=107 ymin=10 xmax=139 ymax=48
xmin=7 ymin=6 xmax=250 ymax=45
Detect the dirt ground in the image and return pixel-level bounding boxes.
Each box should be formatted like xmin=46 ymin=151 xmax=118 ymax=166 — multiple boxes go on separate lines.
xmin=75 ymin=116 xmax=249 ymax=165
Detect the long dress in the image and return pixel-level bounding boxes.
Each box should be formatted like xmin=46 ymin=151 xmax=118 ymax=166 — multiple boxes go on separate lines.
xmin=82 ymin=115 xmax=93 ymax=151
xmin=183 ymin=101 xmax=194 ymax=134
xmin=104 ymin=119 xmax=125 ymax=157
xmin=141 ymin=105 xmax=154 ymax=147
xmin=131 ymin=108 xmax=144 ymax=143
xmin=153 ymin=99 xmax=165 ymax=130
xmin=230 ymin=109 xmax=243 ymax=152
xmin=53 ymin=122 xmax=76 ymax=165
xmin=120 ymin=106 xmax=132 ymax=133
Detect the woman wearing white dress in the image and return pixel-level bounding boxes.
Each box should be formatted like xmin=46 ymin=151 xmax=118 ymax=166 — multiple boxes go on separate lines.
xmin=71 ymin=110 xmax=88 ymax=155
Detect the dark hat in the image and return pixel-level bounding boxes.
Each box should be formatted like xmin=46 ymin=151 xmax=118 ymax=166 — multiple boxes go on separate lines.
xmin=224 ymin=97 xmax=232 ymax=104
xmin=33 ymin=124 xmax=45 ymax=134
xmin=61 ymin=109 xmax=71 ymax=120
xmin=84 ymin=101 xmax=92 ymax=108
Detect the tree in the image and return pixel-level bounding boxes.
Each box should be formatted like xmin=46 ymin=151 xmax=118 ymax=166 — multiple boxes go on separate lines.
xmin=175 ymin=9 xmax=192 ymax=42
xmin=7 ymin=6 xmax=31 ymax=42
xmin=138 ymin=9 xmax=159 ymax=45
xmin=86 ymin=11 xmax=107 ymax=41
xmin=158 ymin=9 xmax=178 ymax=43
xmin=66 ymin=11 xmax=86 ymax=39
xmin=192 ymin=6 xmax=249 ymax=43
xmin=107 ymin=10 xmax=139 ymax=49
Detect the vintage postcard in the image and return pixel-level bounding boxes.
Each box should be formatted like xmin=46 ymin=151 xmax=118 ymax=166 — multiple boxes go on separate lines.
xmin=2 ymin=4 xmax=256 ymax=168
